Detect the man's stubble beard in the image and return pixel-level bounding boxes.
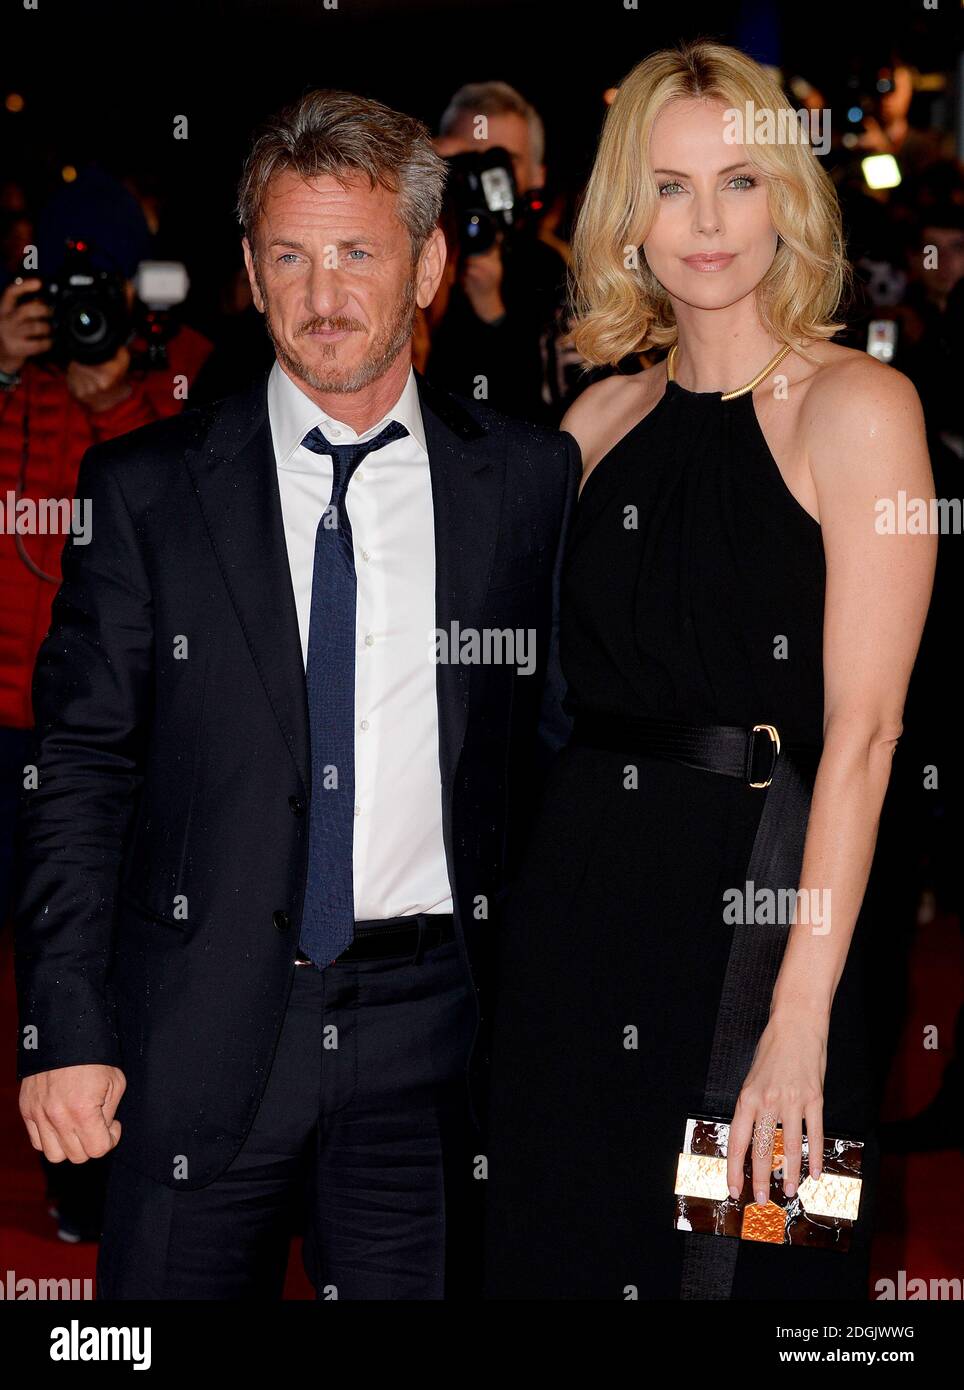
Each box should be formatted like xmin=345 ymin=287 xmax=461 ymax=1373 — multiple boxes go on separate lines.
xmin=255 ymin=262 xmax=419 ymax=394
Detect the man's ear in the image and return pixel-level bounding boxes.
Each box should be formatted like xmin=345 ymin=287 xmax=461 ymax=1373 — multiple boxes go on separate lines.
xmin=242 ymin=237 xmax=265 ymax=314
xmin=416 ymin=225 xmax=447 ymax=311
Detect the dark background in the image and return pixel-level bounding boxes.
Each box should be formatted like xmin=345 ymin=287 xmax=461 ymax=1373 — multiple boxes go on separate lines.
xmin=3 ymin=0 xmax=961 ymax=299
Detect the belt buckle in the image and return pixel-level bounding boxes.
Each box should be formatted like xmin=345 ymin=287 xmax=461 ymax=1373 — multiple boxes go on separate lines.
xmin=749 ymin=723 xmax=781 ymax=788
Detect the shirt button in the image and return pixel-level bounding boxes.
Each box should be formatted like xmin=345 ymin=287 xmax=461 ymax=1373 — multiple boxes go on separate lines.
xmin=360 ymin=719 xmax=369 ymax=731
xmin=288 ymin=795 xmax=306 ymax=816
xmin=328 ymin=425 xmax=342 ymax=438
xmin=273 ymin=909 xmax=291 ymax=932
xmin=355 ymin=469 xmax=364 ymax=481
xmin=354 ymin=804 xmax=361 ymax=816
xmin=361 ymin=550 xmax=370 ymax=562
xmin=364 ymin=633 xmax=374 ymax=647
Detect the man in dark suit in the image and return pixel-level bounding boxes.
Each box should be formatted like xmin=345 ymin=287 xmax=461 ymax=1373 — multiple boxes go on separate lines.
xmin=14 ymin=89 xmax=578 ymax=1299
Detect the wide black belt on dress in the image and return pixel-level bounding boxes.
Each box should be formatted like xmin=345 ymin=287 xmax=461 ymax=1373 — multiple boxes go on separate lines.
xmin=569 ymin=711 xmax=793 ymax=788
xmin=570 ymin=711 xmax=821 ymax=1299
xmin=294 ymin=913 xmax=455 ymax=967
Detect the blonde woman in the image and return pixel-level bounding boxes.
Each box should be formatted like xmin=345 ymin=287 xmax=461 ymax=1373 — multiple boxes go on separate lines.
xmin=483 ymin=41 xmax=935 ymax=1300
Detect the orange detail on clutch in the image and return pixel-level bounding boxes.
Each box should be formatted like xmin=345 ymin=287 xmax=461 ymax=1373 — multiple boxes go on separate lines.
xmin=772 ymin=1125 xmax=785 ymax=1172
xmin=740 ymin=1201 xmax=787 ymax=1243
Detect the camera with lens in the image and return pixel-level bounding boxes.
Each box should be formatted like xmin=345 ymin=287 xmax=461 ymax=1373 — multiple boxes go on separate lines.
xmin=21 ymin=240 xmax=132 ymax=366
xmin=443 ymin=146 xmax=523 ymax=257
xmin=19 ymin=241 xmax=191 ymax=369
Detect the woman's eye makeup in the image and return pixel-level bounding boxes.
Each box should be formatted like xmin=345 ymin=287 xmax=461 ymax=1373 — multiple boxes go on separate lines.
xmin=657 ymin=173 xmax=759 ymax=196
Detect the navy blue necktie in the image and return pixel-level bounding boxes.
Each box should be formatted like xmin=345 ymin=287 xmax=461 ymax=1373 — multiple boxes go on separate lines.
xmin=298 ymin=417 xmax=410 ymax=968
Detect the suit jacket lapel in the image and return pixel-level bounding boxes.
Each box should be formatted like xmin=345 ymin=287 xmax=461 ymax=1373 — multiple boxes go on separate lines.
xmin=416 ymin=370 xmax=505 ymax=790
xmin=185 ymin=373 xmax=311 ymax=792
xmin=184 ymin=368 xmax=505 ymax=803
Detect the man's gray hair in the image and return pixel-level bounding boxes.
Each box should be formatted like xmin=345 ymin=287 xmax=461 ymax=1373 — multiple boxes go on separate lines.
xmin=438 ymin=81 xmax=545 ymax=167
xmin=237 ymin=89 xmax=447 ymax=259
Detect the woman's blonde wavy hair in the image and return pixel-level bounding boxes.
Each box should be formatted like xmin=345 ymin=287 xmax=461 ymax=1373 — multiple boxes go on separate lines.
xmin=570 ymin=40 xmax=847 ymax=366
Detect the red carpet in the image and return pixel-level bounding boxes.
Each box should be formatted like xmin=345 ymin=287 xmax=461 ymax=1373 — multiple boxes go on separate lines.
xmin=1 ymin=913 xmax=960 ymax=1300
xmin=871 ymin=909 xmax=963 ymax=1293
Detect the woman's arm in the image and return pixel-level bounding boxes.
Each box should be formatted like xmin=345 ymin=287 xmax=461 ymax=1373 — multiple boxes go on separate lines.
xmin=727 ymin=357 xmax=936 ymax=1204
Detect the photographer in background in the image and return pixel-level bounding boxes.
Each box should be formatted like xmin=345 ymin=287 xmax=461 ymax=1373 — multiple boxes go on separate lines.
xmin=0 ymin=167 xmax=210 ymax=1244
xmin=427 ymin=81 xmax=568 ymax=424
xmin=893 ymin=201 xmax=964 ymax=457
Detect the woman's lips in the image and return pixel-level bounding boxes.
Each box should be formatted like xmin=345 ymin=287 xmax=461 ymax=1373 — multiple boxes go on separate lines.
xmin=682 ymin=253 xmax=736 ymax=272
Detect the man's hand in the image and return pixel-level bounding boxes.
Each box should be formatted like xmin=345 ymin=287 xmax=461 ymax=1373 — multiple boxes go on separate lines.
xmin=460 ymin=244 xmax=507 ymax=323
xmin=20 ymin=1064 xmax=126 ymax=1163
xmin=0 ymin=278 xmax=53 ymax=375
xmin=66 ymin=345 xmax=133 ymax=413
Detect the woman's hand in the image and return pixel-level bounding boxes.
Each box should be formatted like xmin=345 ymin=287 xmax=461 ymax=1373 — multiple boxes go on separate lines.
xmin=726 ymin=1006 xmax=829 ymax=1206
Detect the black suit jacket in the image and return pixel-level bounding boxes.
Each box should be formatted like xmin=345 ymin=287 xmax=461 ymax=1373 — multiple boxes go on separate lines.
xmin=14 ymin=367 xmax=579 ymax=1189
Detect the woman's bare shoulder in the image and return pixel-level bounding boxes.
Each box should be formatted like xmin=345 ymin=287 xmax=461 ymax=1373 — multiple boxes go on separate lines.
xmin=791 ymin=341 xmax=923 ymax=447
xmin=562 ymin=365 xmax=666 ymax=484
xmin=791 ymin=340 xmax=919 ymax=410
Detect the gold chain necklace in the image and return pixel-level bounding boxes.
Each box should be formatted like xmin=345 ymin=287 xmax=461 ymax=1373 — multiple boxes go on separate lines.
xmin=666 ymin=341 xmax=792 ymax=400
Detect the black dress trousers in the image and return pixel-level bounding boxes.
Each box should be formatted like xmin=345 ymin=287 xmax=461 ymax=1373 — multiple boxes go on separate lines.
xmin=96 ymin=938 xmax=479 ymax=1299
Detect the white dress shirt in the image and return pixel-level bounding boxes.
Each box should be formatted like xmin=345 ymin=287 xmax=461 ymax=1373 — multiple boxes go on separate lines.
xmin=267 ymin=359 xmax=453 ymax=920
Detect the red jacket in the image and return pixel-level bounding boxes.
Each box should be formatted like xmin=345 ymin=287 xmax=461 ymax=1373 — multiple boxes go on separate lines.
xmin=0 ymin=325 xmax=211 ymax=728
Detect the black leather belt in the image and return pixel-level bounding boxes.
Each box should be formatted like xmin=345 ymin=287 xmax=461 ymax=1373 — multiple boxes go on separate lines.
xmin=569 ymin=711 xmax=797 ymax=788
xmin=293 ymin=913 xmax=455 ymax=967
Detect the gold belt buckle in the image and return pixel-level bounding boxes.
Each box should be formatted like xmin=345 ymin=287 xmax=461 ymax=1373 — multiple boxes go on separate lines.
xmin=749 ymin=723 xmax=781 ymax=788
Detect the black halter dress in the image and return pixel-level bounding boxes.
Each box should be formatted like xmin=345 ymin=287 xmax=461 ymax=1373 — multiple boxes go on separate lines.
xmin=483 ymin=372 xmax=880 ymax=1300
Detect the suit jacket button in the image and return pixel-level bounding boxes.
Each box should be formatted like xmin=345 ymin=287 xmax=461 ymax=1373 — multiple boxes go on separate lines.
xmin=273 ymin=910 xmax=291 ymax=932
xmin=288 ymin=795 xmax=306 ymax=816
